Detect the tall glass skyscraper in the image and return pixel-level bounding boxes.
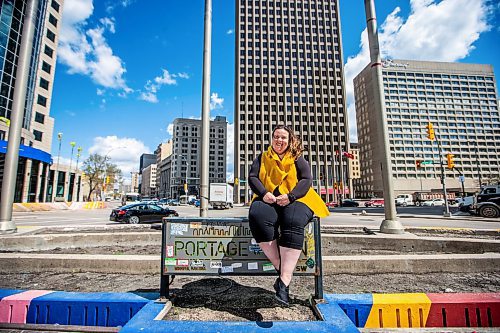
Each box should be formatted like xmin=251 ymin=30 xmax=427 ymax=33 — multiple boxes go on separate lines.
xmin=234 ymin=0 xmax=350 ymax=203
xmin=0 ymin=0 xmax=64 ymax=202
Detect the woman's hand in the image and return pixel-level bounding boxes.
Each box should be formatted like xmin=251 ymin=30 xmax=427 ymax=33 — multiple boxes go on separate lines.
xmin=263 ymin=192 xmax=277 ymax=204
xmin=276 ymin=194 xmax=290 ymax=206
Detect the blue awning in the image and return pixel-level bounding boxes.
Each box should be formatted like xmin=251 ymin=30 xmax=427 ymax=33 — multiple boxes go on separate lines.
xmin=0 ymin=140 xmax=52 ymax=164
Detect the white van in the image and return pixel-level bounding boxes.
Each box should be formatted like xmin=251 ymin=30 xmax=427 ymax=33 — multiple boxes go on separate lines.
xmin=395 ymin=194 xmax=414 ymax=206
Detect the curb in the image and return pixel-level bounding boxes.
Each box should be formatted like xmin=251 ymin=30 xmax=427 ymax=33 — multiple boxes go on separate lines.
xmin=1 ymin=253 xmax=499 ymax=275
xmin=1 ymin=289 xmax=499 ymax=332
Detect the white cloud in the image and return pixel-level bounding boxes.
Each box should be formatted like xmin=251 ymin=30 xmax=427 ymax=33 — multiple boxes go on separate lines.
xmin=167 ymin=123 xmax=174 ymax=136
xmin=88 ymin=136 xmax=151 ymax=175
xmin=227 ymin=29 xmax=234 ymax=35
xmin=344 ymin=0 xmax=492 ymax=142
xmin=139 ymin=92 xmax=159 ymax=103
xmin=96 ymin=88 xmax=105 ymax=96
xmin=58 ymin=0 xmax=130 ymax=92
xmin=210 ymin=92 xmax=224 ymax=110
xmin=139 ymin=69 xmax=189 ymax=103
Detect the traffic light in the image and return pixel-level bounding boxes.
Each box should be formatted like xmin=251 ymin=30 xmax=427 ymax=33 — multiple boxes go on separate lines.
xmin=426 ymin=122 xmax=435 ymax=141
xmin=184 ymin=183 xmax=188 ymax=192
xmin=446 ymin=154 xmax=455 ymax=169
xmin=234 ymin=178 xmax=239 ymax=186
xmin=416 ymin=160 xmax=422 ymax=169
xmin=106 ymin=176 xmax=110 ymax=184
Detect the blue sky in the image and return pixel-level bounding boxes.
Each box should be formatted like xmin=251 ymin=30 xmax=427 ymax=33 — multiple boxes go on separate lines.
xmin=51 ymin=0 xmax=500 ymax=180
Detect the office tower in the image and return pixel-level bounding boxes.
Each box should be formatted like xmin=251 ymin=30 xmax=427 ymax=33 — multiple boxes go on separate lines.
xmin=354 ymin=59 xmax=500 ymax=197
xmin=0 ymin=0 xmax=64 ymax=202
xmin=234 ymin=0 xmax=349 ymax=203
xmin=168 ymin=116 xmax=227 ymax=198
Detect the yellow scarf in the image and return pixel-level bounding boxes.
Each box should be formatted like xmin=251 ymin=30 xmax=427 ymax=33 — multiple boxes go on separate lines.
xmin=256 ymin=146 xmax=329 ymax=218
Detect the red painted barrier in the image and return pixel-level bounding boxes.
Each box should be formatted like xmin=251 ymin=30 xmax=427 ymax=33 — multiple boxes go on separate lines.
xmin=0 ymin=290 xmax=52 ymax=324
xmin=426 ymin=293 xmax=500 ymax=328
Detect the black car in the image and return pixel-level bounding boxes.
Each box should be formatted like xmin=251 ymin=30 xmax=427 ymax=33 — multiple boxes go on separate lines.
xmin=109 ymin=203 xmax=178 ymax=224
xmin=340 ymin=199 xmax=359 ymax=207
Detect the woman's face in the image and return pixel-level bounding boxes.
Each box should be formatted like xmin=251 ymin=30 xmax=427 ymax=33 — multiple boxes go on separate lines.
xmin=272 ymin=128 xmax=289 ymax=155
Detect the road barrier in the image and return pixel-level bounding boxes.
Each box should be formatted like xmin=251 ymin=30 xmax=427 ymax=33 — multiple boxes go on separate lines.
xmin=160 ymin=217 xmax=324 ymax=300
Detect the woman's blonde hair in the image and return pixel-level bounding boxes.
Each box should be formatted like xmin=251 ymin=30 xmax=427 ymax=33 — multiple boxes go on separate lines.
xmin=272 ymin=125 xmax=303 ymax=159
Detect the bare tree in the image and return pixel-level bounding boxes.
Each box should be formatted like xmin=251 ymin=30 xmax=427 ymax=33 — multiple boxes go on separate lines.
xmin=82 ymin=154 xmax=121 ymax=200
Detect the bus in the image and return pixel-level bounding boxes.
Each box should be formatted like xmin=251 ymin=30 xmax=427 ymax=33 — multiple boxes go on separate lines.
xmin=122 ymin=192 xmax=141 ymax=205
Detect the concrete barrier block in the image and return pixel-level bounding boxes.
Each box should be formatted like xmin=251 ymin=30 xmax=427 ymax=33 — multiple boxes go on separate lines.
xmin=426 ymin=293 xmax=500 ymax=328
xmin=0 ymin=290 xmax=53 ymax=324
xmin=324 ymin=294 xmax=372 ymax=327
xmin=27 ymin=291 xmax=150 ymax=327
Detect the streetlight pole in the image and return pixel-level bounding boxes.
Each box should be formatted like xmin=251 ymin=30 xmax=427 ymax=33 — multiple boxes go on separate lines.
xmin=75 ymin=147 xmax=82 ymax=201
xmin=364 ymin=0 xmax=404 ymax=234
xmin=0 ymin=0 xmax=39 ymax=234
xmin=53 ymin=132 xmax=63 ymax=201
xmin=67 ymin=141 xmax=76 ymax=201
xmin=200 ymin=0 xmax=212 ymax=217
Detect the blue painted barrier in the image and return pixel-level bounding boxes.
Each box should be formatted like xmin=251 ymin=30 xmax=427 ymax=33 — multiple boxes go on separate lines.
xmin=0 ymin=289 xmax=23 ymax=300
xmin=324 ymin=294 xmax=373 ymax=327
xmin=120 ymin=301 xmax=360 ymax=333
xmin=27 ymin=291 xmax=150 ymax=327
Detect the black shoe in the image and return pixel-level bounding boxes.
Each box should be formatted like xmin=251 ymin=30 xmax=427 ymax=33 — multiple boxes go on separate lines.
xmin=273 ymin=277 xmax=290 ymax=306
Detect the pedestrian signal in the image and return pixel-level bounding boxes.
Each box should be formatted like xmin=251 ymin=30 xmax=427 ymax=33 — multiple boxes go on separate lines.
xmin=426 ymin=122 xmax=435 ymax=141
xmin=416 ymin=160 xmax=422 ymax=168
xmin=446 ymin=154 xmax=455 ymax=169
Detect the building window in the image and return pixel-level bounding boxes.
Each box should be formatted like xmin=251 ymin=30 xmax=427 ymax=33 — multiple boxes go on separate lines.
xmin=0 ymin=130 xmax=5 ymax=140
xmin=48 ymin=14 xmax=58 ymax=27
xmin=35 ymin=112 xmax=45 ymax=124
xmin=33 ymin=130 xmax=43 ymax=141
xmin=39 ymin=78 xmax=49 ymax=90
xmin=42 ymin=61 xmax=51 ymax=74
xmin=51 ymin=0 xmax=60 ymax=12
xmin=37 ymin=95 xmax=47 ymax=107
xmin=46 ymin=29 xmax=56 ymax=42
xmin=44 ymin=45 xmax=53 ymax=58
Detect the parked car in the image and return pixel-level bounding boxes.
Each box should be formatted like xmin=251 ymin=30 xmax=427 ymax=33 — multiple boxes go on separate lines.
xmin=193 ymin=199 xmax=200 ymax=207
xmin=325 ymin=201 xmax=339 ymax=208
xmin=364 ymin=199 xmax=384 ymax=207
xmin=341 ymin=199 xmax=359 ymax=207
xmin=422 ymin=198 xmax=445 ymax=206
xmin=167 ymin=199 xmax=180 ymax=206
xmin=109 ymin=203 xmax=178 ymax=224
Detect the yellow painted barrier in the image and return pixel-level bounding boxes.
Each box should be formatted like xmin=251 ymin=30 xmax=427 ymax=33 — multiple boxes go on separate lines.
xmin=365 ymin=293 xmax=432 ymax=328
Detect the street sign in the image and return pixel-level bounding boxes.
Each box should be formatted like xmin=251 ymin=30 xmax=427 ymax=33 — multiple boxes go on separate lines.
xmin=459 ymin=175 xmax=465 ymax=183
xmin=421 ymin=161 xmax=433 ymax=165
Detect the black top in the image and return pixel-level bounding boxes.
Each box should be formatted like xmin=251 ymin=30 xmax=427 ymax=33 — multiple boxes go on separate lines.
xmin=248 ymin=153 xmax=312 ymax=202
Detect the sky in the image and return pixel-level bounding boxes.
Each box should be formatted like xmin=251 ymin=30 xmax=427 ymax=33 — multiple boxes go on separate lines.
xmin=50 ymin=0 xmax=500 ymax=181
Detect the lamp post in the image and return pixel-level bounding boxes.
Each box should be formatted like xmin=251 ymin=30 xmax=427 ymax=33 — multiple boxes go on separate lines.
xmin=0 ymin=0 xmax=39 ymax=234
xmin=364 ymin=0 xmax=404 ymax=233
xmin=75 ymin=147 xmax=82 ymax=201
xmin=67 ymin=141 xmax=76 ymax=201
xmin=53 ymin=132 xmax=63 ymax=201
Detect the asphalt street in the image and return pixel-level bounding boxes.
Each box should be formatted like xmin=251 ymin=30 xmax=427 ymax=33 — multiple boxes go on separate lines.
xmin=11 ymin=203 xmax=500 ymax=230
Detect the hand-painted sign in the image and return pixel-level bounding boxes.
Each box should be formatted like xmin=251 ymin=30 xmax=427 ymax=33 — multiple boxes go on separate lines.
xmin=162 ymin=217 xmax=316 ymax=275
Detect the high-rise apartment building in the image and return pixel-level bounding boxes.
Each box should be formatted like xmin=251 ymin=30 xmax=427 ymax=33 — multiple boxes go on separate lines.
xmin=167 ymin=116 xmax=227 ymax=198
xmin=0 ymin=0 xmax=64 ymax=202
xmin=354 ymin=59 xmax=500 ymax=197
xmin=234 ymin=0 xmax=349 ymax=203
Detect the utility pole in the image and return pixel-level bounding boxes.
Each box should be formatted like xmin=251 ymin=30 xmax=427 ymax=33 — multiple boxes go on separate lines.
xmin=0 ymin=0 xmax=39 ymax=234
xmin=435 ymin=139 xmax=451 ymax=217
xmin=200 ymin=0 xmax=212 ymax=217
xmin=364 ymin=0 xmax=404 ymax=234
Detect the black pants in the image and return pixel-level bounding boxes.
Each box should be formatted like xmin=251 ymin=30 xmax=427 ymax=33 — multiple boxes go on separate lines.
xmin=248 ymin=199 xmax=313 ymax=250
